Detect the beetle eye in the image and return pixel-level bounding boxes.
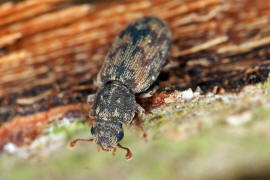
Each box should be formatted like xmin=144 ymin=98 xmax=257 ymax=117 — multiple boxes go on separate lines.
xmin=91 ymin=127 xmax=96 ymax=135
xmin=117 ymin=131 xmax=124 ymax=142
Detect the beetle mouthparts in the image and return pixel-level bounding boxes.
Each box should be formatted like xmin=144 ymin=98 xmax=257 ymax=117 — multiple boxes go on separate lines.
xmin=117 ymin=143 xmax=132 ymax=159
xmin=69 ymin=138 xmax=94 ymax=147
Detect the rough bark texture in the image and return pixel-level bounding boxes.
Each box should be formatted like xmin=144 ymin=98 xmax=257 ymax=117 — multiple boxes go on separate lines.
xmin=1 ymin=0 xmax=270 ymax=164
xmin=2 ymin=0 xmax=270 ymax=179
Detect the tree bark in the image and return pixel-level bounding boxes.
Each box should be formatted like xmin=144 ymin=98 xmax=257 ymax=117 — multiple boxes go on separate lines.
xmin=0 ymin=0 xmax=270 ymax=149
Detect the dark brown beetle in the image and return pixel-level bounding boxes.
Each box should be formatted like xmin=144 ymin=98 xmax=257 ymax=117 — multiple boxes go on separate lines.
xmin=70 ymin=17 xmax=172 ymax=159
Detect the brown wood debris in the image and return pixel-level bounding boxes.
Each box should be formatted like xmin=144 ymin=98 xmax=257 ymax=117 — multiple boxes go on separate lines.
xmin=1 ymin=0 xmax=270 ymax=149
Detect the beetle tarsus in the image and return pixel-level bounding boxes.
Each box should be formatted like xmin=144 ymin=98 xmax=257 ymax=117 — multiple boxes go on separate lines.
xmin=138 ymin=124 xmax=148 ymax=140
xmin=117 ymin=143 xmax=132 ymax=159
xmin=112 ymin=147 xmax=117 ymax=156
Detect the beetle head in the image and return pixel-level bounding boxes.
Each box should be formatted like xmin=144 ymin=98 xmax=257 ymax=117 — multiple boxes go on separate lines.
xmin=70 ymin=121 xmax=132 ymax=159
xmin=91 ymin=121 xmax=123 ymax=151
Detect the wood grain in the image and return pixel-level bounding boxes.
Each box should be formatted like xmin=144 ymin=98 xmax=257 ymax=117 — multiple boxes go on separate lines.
xmin=1 ymin=0 xmax=270 ymax=149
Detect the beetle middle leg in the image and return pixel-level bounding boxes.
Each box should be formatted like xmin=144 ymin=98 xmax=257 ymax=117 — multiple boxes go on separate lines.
xmin=139 ymin=85 xmax=159 ymax=98
xmin=87 ymin=94 xmax=96 ymax=127
xmin=87 ymin=94 xmax=96 ymax=105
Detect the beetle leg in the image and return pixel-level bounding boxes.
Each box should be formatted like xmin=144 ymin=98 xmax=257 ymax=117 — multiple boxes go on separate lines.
xmin=93 ymin=75 xmax=103 ymax=87
xmin=87 ymin=94 xmax=96 ymax=126
xmin=138 ymin=124 xmax=147 ymax=139
xmin=134 ymin=103 xmax=147 ymax=139
xmin=112 ymin=147 xmax=117 ymax=156
xmin=139 ymin=85 xmax=158 ymax=98
xmin=87 ymin=94 xmax=95 ymax=105
xmin=117 ymin=143 xmax=132 ymax=159
xmin=135 ymin=103 xmax=145 ymax=121
xmin=163 ymin=57 xmax=178 ymax=71
xmin=88 ymin=109 xmax=96 ymax=126
xmin=87 ymin=117 xmax=96 ymax=127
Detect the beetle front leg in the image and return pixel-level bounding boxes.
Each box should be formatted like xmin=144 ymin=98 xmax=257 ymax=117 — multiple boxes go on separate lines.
xmin=135 ymin=103 xmax=146 ymax=121
xmin=134 ymin=103 xmax=147 ymax=139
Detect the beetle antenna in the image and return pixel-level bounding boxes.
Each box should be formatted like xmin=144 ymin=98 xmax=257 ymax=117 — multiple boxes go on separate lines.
xmin=117 ymin=143 xmax=132 ymax=159
xmin=69 ymin=138 xmax=94 ymax=147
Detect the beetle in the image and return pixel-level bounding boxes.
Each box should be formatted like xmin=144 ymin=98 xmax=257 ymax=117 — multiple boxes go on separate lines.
xmin=70 ymin=17 xmax=172 ymax=159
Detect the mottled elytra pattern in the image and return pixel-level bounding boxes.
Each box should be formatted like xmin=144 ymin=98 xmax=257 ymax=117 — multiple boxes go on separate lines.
xmin=97 ymin=17 xmax=172 ymax=93
xmin=83 ymin=17 xmax=172 ymax=154
xmin=67 ymin=17 xmax=173 ymax=156
xmin=92 ymin=81 xmax=136 ymax=124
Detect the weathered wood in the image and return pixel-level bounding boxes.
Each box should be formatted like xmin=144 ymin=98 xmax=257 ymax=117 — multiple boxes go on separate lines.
xmin=1 ymin=0 xmax=270 ymax=148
